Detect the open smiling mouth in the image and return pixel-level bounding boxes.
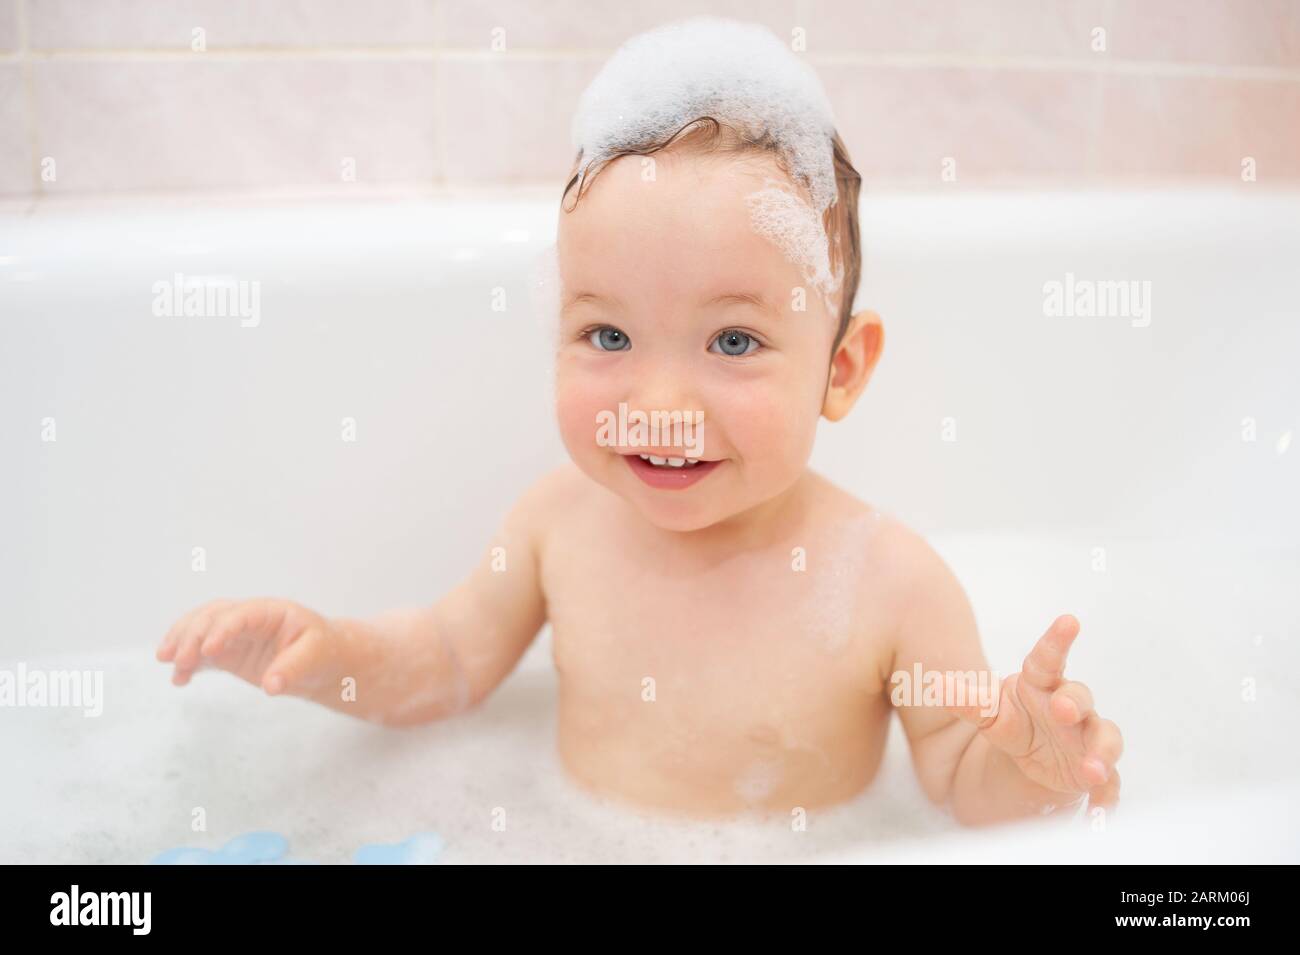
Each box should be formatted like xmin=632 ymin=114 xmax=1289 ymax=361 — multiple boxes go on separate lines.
xmin=622 ymin=453 xmax=722 ymax=489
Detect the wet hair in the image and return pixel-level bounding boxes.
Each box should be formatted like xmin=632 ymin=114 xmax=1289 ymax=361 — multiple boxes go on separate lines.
xmin=560 ymin=116 xmax=863 ymax=355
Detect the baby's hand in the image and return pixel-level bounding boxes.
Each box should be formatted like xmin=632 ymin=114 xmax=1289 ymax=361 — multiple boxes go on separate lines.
xmin=949 ymin=614 xmax=1124 ymax=809
xmin=156 ymin=598 xmax=343 ymax=698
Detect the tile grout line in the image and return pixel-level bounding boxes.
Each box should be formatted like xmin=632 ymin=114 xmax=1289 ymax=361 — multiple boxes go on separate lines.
xmin=0 ymin=46 xmax=1296 ymax=82
xmin=16 ymin=0 xmax=39 ymax=198
xmin=432 ymin=0 xmax=444 ymax=192
xmin=1084 ymin=0 xmax=1119 ymax=181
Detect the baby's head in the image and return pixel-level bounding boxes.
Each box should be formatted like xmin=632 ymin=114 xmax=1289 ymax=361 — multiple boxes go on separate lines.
xmin=551 ymin=17 xmax=883 ymax=533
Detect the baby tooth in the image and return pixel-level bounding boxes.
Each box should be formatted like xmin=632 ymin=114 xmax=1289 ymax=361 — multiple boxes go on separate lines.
xmin=667 ymin=458 xmax=686 ymax=467
xmin=686 ymin=458 xmax=699 ymax=465
xmin=648 ymin=455 xmax=667 ymax=466
xmin=639 ymin=454 xmax=650 ymax=460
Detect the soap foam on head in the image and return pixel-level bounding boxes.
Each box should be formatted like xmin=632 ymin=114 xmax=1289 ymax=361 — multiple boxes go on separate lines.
xmin=570 ymin=17 xmax=843 ymax=315
xmin=571 ymin=16 xmax=839 ymax=214
xmin=745 ymin=178 xmax=841 ymax=314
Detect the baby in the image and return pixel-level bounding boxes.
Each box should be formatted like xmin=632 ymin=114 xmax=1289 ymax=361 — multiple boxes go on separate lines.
xmin=156 ymin=18 xmax=1122 ymax=825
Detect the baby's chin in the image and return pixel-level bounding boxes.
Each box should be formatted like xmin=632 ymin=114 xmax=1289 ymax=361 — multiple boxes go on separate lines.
xmin=627 ymin=500 xmax=732 ymax=534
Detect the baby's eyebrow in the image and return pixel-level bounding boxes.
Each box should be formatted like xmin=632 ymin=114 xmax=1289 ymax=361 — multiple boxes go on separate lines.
xmin=703 ymin=291 xmax=780 ymax=317
xmin=562 ymin=290 xmax=779 ymax=317
xmin=562 ymin=291 xmax=621 ymax=311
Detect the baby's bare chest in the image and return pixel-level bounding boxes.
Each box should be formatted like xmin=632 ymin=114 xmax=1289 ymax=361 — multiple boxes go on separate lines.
xmin=528 ymin=478 xmax=915 ymax=809
xmin=540 ymin=524 xmax=892 ymax=716
xmin=534 ymin=501 xmax=901 ymax=810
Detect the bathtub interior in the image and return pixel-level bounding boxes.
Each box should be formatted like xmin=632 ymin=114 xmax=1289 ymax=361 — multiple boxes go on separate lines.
xmin=2 ymin=532 xmax=1296 ymax=864
xmin=1 ymin=190 xmax=1297 ymax=863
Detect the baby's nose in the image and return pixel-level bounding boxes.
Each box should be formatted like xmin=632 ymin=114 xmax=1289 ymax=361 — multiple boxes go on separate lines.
xmin=628 ymin=366 xmax=700 ymax=415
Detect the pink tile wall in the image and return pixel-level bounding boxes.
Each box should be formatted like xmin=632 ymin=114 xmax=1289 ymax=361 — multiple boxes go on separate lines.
xmin=0 ymin=0 xmax=1296 ymax=197
xmin=31 ymin=57 xmax=439 ymax=192
xmin=0 ymin=0 xmax=17 ymax=52
xmin=27 ymin=0 xmax=441 ymax=49
xmin=0 ymin=62 xmax=28 ymax=190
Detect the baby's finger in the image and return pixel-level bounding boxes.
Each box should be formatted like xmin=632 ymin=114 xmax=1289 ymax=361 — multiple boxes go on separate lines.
xmin=1020 ymin=614 xmax=1080 ymax=691
xmin=173 ymin=609 xmax=222 ymax=674
xmin=938 ymin=669 xmax=1003 ymax=728
xmin=156 ymin=627 xmax=180 ymax=662
xmin=158 ymin=599 xmax=232 ymax=662
xmin=158 ymin=610 xmax=197 ymax=662
xmin=172 ymin=656 xmax=219 ymax=686
xmin=1084 ymin=715 xmax=1124 ymax=766
xmin=260 ymin=627 xmax=328 ymax=697
xmin=1050 ymin=681 xmax=1094 ymax=725
xmin=202 ymin=600 xmax=287 ymax=658
xmin=1089 ymin=767 xmax=1121 ymax=810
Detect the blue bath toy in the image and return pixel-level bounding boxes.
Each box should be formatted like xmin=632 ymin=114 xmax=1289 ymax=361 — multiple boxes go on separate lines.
xmin=353 ymin=832 xmax=445 ymax=865
xmin=151 ymin=830 xmax=312 ymax=865
xmin=152 ymin=830 xmax=445 ymax=864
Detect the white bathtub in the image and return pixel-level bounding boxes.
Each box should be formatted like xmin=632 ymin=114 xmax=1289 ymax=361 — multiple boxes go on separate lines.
xmin=2 ymin=188 xmax=1298 ymax=863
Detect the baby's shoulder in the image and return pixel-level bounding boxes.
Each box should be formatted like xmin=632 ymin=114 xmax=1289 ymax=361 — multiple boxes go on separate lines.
xmin=803 ymin=471 xmax=952 ymax=597
xmin=500 ymin=463 xmax=595 ymax=539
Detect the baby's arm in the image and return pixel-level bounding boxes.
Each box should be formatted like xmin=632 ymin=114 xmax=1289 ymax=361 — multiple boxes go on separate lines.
xmin=885 ymin=535 xmax=1123 ymax=826
xmin=155 ymin=478 xmax=551 ymax=726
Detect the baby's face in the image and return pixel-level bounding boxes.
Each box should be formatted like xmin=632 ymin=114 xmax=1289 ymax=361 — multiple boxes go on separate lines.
xmin=554 ymin=149 xmax=841 ymax=533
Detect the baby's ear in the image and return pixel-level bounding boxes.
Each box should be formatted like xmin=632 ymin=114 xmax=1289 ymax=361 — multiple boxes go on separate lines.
xmin=822 ymin=310 xmax=884 ymax=422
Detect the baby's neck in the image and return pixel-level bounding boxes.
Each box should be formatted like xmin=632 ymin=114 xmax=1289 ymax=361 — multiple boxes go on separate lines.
xmin=657 ymin=469 xmax=818 ymax=556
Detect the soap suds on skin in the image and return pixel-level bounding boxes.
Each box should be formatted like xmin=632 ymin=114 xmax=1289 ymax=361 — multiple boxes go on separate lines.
xmin=745 ymin=179 xmax=841 ymax=315
xmin=734 ymin=758 xmax=783 ymax=805
xmin=739 ymin=720 xmax=837 ymax=809
xmin=802 ymin=511 xmax=886 ymax=654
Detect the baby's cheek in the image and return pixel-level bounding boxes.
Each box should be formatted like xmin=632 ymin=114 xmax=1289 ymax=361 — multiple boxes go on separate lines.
xmin=554 ymin=365 xmax=613 ymax=455
xmin=710 ymin=377 xmax=819 ymax=469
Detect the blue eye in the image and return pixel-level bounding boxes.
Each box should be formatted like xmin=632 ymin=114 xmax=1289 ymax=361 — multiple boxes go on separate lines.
xmin=710 ymin=329 xmax=760 ymax=356
xmin=587 ymin=326 xmax=630 ymax=351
